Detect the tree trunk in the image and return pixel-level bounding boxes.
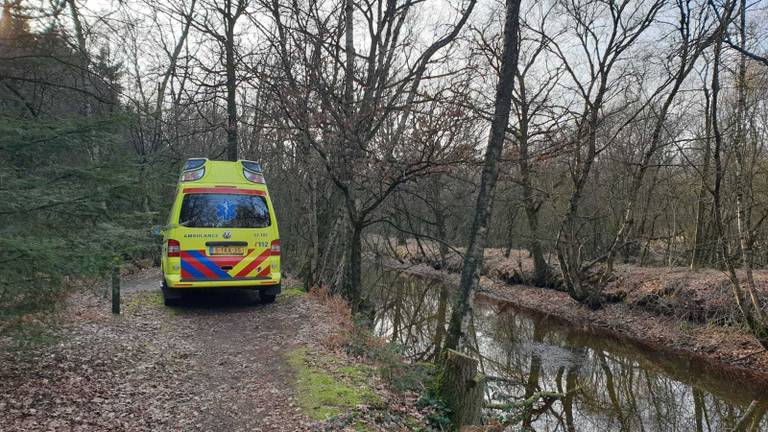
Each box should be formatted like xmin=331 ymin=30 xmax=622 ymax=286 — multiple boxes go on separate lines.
xmin=563 ymin=366 xmax=578 ymax=432
xmin=444 ymin=0 xmax=521 ymax=352
xmin=429 ymin=174 xmax=450 ymax=268
xmin=521 ymin=322 xmax=543 ymax=428
xmin=693 ymin=388 xmax=705 ymax=432
xmin=502 ymin=203 xmax=517 ymax=258
xmin=523 ymin=200 xmax=548 ymax=284
xmin=155 ymin=0 xmax=196 ymax=116
xmin=438 ymin=349 xmax=485 ymax=428
xmin=432 ymin=284 xmax=449 ymax=359
xmin=345 ymin=222 xmax=368 ymax=316
xmin=556 ymin=103 xmax=602 ymax=308
xmin=343 ymin=0 xmax=354 ymax=110
xmin=733 ymin=0 xmax=767 ymax=343
xmin=306 ymin=165 xmax=320 ymax=290
xmin=225 ymin=9 xmax=238 ymax=161
xmin=517 ymin=77 xmax=549 ymax=284
xmin=691 ymin=86 xmax=713 ymax=269
xmin=391 ymin=281 xmax=403 ymax=342
xmin=431 ymin=175 xmax=451 ymax=357
xmin=66 ymin=0 xmax=87 ymax=57
xmin=708 ymin=3 xmax=766 ymax=348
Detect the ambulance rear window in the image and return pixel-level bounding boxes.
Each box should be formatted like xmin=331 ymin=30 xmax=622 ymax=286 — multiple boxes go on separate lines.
xmin=179 ymin=194 xmax=271 ymax=228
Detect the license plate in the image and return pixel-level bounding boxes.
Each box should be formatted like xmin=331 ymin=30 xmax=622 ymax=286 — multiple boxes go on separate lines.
xmin=209 ymin=247 xmax=244 ymax=256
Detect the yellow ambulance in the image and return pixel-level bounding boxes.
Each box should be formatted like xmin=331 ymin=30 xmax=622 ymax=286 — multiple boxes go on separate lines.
xmin=158 ymin=159 xmax=281 ymax=305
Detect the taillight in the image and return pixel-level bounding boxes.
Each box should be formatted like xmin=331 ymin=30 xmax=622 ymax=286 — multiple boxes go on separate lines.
xmin=181 ymin=167 xmax=205 ymax=182
xmin=243 ymin=169 xmax=265 ymax=183
xmin=167 ymin=239 xmax=181 ymax=257
xmin=270 ymin=240 xmax=280 ymax=256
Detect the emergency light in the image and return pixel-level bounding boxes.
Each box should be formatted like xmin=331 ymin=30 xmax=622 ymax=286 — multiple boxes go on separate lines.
xmin=241 ymin=161 xmax=262 ymax=172
xmin=242 ymin=160 xmax=265 ymax=184
xmin=181 ymin=158 xmax=207 ymax=182
xmin=184 ymin=158 xmax=207 ymax=171
xmin=181 ymin=168 xmax=205 ymax=181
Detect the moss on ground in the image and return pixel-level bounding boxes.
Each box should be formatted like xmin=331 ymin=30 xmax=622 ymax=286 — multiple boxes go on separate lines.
xmin=124 ymin=291 xmax=166 ymax=315
xmin=287 ymin=347 xmax=380 ymax=420
xmin=352 ymin=420 xmax=371 ymax=431
xmin=278 ymin=287 xmax=305 ymax=300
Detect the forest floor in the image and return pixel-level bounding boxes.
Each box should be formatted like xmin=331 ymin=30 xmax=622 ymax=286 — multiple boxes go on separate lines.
xmin=379 ymin=244 xmax=768 ymax=388
xmin=0 ymin=268 xmax=428 ymax=432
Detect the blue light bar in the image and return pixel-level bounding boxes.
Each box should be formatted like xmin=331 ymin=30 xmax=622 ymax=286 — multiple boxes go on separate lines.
xmin=242 ymin=160 xmax=263 ymax=173
xmin=183 ymin=158 xmax=206 ymax=171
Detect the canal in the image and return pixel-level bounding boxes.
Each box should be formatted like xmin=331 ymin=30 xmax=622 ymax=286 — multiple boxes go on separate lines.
xmin=363 ymin=266 xmax=768 ymax=431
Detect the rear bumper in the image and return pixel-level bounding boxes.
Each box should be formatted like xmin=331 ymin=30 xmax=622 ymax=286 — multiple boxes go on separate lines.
xmin=165 ymin=273 xmax=281 ymax=289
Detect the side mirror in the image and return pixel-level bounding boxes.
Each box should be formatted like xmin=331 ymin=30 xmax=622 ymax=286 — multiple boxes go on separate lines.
xmin=151 ymin=225 xmax=164 ymax=237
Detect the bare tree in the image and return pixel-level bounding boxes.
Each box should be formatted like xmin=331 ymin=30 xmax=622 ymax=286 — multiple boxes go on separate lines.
xmin=549 ymin=0 xmax=665 ymax=308
xmin=473 ymin=2 xmax=565 ymax=285
xmin=690 ymin=63 xmax=716 ymax=269
xmin=708 ymin=0 xmax=768 ymax=348
xmin=601 ymin=0 xmax=720 ymax=278
xmin=444 ymin=0 xmax=522 ymax=351
xmin=190 ymin=0 xmax=249 ymax=161
xmin=258 ymin=0 xmax=478 ymax=313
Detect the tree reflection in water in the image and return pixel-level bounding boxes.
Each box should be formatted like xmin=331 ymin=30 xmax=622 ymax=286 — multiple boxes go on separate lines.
xmin=364 ymin=267 xmax=768 ymax=431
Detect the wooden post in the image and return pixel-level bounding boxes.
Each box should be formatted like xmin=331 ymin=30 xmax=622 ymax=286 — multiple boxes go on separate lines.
xmin=111 ymin=262 xmax=120 ymax=314
xmin=439 ymin=349 xmax=485 ymax=429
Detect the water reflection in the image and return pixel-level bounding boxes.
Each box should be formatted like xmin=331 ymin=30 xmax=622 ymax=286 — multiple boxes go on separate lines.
xmin=364 ymin=267 xmax=768 ymax=431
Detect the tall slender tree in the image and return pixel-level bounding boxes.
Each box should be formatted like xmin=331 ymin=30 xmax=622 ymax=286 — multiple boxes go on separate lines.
xmin=444 ymin=0 xmax=522 ymax=351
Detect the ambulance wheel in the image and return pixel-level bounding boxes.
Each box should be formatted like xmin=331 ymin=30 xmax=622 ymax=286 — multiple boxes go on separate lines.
xmin=259 ymin=283 xmax=280 ymax=304
xmin=162 ymin=279 xmax=183 ymax=307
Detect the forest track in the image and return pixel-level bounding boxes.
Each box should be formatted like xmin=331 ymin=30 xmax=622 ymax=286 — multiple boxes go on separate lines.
xmin=0 ymin=268 xmax=329 ymax=431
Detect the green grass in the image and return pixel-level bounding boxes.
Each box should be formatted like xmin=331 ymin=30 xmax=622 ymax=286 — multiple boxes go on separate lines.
xmin=287 ymin=347 xmax=380 ymax=420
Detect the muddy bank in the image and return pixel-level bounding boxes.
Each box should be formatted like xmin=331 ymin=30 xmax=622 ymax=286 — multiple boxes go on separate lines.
xmin=377 ymin=257 xmax=768 ymax=389
xmin=386 ymin=239 xmax=768 ymax=323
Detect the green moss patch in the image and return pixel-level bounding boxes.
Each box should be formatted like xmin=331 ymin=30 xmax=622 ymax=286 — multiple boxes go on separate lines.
xmin=278 ymin=287 xmax=305 ymax=300
xmin=287 ymin=347 xmax=380 ymax=420
xmin=123 ymin=291 xmax=165 ymax=315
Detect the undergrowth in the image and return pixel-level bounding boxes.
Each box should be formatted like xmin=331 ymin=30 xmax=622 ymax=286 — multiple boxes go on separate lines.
xmin=307 ymin=284 xmax=453 ymax=430
xmin=287 ymin=347 xmax=380 ymax=421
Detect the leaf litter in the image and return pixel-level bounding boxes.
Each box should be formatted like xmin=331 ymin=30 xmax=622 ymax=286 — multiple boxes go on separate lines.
xmin=1 ymin=268 xmax=431 ymax=431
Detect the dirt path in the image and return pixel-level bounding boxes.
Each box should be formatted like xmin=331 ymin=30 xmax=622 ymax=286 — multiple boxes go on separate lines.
xmin=0 ymin=269 xmax=335 ymax=431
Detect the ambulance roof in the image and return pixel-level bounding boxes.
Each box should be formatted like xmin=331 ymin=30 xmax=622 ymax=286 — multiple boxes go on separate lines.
xmin=179 ymin=159 xmax=267 ymax=188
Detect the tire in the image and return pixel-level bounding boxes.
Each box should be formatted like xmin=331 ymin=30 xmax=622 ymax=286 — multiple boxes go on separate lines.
xmin=163 ymin=295 xmax=179 ymax=307
xmin=162 ymin=279 xmax=183 ymax=307
xmin=260 ymin=293 xmax=277 ymax=304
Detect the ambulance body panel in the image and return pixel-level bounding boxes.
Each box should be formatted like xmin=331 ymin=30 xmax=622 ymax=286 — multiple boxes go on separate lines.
xmin=160 ymin=159 xmax=281 ymax=303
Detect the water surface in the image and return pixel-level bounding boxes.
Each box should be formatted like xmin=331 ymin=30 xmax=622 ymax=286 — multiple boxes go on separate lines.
xmin=363 ymin=267 xmax=768 ymax=431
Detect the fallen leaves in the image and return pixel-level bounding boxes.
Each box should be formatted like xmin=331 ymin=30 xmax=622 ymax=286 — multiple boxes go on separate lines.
xmin=1 ymin=269 xmax=434 ymax=432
